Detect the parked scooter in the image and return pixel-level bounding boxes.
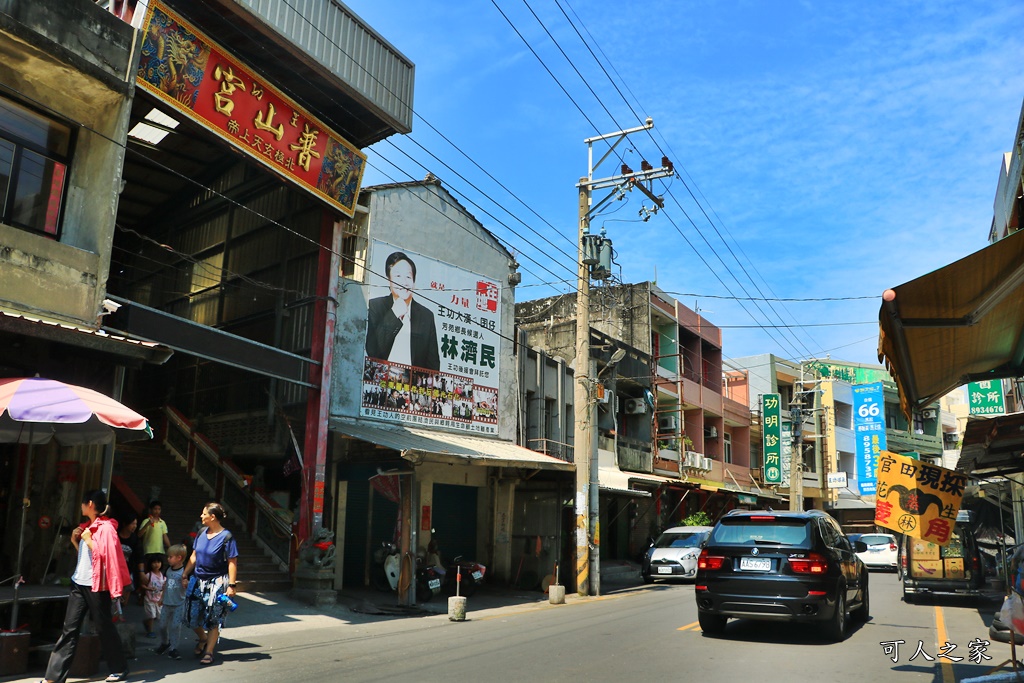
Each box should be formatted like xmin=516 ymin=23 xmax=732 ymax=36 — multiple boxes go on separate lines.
xmin=371 ymin=541 xmax=401 ymax=592
xmin=416 ymin=559 xmax=443 ymax=602
xmin=443 ymin=556 xmax=487 ymax=597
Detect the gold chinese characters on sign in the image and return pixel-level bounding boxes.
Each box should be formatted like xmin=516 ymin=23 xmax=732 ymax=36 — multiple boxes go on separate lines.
xmin=873 ymin=451 xmax=966 ymax=547
xmin=135 ymin=1 xmax=366 ymax=217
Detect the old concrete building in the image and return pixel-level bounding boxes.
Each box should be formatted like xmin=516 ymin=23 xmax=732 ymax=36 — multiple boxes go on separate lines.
xmin=327 ymin=179 xmax=572 ymax=595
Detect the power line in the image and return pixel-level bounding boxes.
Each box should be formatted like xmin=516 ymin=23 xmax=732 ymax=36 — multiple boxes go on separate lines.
xmin=556 ymin=0 xmax=826 ymax=360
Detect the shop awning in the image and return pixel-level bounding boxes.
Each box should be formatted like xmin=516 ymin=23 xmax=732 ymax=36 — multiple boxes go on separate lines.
xmin=878 ymin=229 xmax=1024 ymax=419
xmin=0 ymin=309 xmax=172 ymax=364
xmin=329 ymin=418 xmax=574 ymax=471
xmin=956 ymin=413 xmax=1024 ymax=476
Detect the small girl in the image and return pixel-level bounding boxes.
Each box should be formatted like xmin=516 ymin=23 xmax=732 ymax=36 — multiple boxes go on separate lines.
xmin=141 ymin=554 xmax=166 ymax=638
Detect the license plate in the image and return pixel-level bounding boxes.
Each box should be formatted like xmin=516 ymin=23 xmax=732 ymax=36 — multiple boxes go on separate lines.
xmin=868 ymin=547 xmax=884 ymax=552
xmin=471 ymin=570 xmax=483 ymax=581
xmin=428 ymin=579 xmax=441 ymax=590
xmin=657 ymin=566 xmax=673 ymax=574
xmin=740 ymin=557 xmax=771 ymax=571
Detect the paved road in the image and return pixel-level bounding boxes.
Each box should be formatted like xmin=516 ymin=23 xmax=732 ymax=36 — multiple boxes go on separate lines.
xmin=12 ymin=573 xmax=1014 ymax=683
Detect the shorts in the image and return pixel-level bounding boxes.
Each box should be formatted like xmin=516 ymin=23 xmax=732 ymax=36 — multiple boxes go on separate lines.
xmin=144 ymin=600 xmax=162 ymax=620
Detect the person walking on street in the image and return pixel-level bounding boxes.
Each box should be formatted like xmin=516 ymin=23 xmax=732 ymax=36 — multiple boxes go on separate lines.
xmin=153 ymin=544 xmax=188 ymax=659
xmin=138 ymin=500 xmax=170 ymax=557
xmin=112 ymin=512 xmax=141 ymax=622
xmin=181 ymin=503 xmax=238 ymax=666
xmin=140 ymin=555 xmax=165 ymax=637
xmin=42 ymin=490 xmax=131 ymax=683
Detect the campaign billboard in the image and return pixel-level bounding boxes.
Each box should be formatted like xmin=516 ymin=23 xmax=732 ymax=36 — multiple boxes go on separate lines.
xmin=361 ymin=240 xmax=501 ymax=435
xmin=852 ymin=382 xmax=887 ymax=495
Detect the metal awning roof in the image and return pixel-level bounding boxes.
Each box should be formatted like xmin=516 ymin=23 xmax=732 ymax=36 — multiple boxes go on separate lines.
xmin=330 ymin=418 xmax=573 ymax=471
xmin=956 ymin=413 xmax=1024 ymax=476
xmin=0 ymin=309 xmax=172 ymax=364
xmin=878 ymin=229 xmax=1024 ymax=419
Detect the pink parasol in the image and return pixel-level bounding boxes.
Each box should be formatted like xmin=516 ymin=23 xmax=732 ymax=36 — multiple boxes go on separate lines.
xmin=0 ymin=377 xmax=152 ymax=445
xmin=0 ymin=377 xmax=151 ymax=629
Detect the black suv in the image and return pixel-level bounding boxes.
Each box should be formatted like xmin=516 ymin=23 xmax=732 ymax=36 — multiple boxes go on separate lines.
xmin=694 ymin=509 xmax=869 ymax=641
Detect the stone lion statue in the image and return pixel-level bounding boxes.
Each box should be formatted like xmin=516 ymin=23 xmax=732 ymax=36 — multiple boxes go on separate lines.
xmin=298 ymin=527 xmax=337 ymax=571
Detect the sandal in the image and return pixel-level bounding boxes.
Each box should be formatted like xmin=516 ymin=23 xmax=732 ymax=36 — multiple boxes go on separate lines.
xmin=193 ymin=640 xmax=207 ymax=657
xmin=199 ymin=653 xmax=214 ymax=666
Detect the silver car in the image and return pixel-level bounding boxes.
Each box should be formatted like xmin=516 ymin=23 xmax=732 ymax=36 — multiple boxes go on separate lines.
xmin=642 ymin=526 xmax=713 ymax=583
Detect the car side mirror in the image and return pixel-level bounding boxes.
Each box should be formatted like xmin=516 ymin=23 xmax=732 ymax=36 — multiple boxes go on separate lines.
xmin=853 ymin=540 xmax=868 ymax=553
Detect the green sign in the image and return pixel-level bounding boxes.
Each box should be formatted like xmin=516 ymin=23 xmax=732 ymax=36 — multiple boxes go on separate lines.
xmin=806 ymin=361 xmax=890 ymax=385
xmin=968 ymin=380 xmax=1005 ymax=416
xmin=762 ymin=393 xmax=783 ymax=484
xmin=781 ymin=422 xmax=792 ymax=483
xmin=737 ymin=494 xmax=757 ymax=505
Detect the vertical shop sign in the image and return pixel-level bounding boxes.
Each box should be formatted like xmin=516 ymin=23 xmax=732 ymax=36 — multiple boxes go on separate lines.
xmin=762 ymin=393 xmax=782 ymax=484
xmin=853 ymin=382 xmax=887 ymax=495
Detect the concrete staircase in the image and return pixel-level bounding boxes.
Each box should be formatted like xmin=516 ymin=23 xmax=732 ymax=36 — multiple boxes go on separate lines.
xmin=115 ymin=441 xmax=293 ymax=593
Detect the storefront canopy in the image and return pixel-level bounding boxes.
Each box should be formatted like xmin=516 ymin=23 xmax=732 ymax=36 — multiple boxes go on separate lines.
xmin=329 ymin=418 xmax=574 ymax=471
xmin=597 ymin=466 xmax=689 ymax=497
xmin=956 ymin=413 xmax=1024 ymax=476
xmin=878 ymin=229 xmax=1024 ymax=419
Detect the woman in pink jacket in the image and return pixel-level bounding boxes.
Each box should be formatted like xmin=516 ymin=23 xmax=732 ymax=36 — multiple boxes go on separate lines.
xmin=42 ymin=490 xmax=131 ymax=683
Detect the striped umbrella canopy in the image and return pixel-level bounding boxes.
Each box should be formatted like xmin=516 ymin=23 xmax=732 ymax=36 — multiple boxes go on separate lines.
xmin=0 ymin=377 xmax=152 ymax=445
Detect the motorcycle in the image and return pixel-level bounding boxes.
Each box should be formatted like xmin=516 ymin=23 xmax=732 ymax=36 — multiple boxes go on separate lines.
xmin=443 ymin=555 xmax=487 ymax=597
xmin=416 ymin=558 xmax=443 ymax=602
xmin=370 ymin=542 xmax=401 ymax=592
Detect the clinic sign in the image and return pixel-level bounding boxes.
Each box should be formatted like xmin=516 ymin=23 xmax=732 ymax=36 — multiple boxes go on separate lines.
xmin=361 ymin=240 xmax=501 ymax=435
xmin=968 ymin=380 xmax=1005 ymax=416
xmin=761 ymin=394 xmax=783 ymax=484
xmin=136 ymin=2 xmax=366 ymax=217
xmin=853 ymin=382 xmax=887 ymax=495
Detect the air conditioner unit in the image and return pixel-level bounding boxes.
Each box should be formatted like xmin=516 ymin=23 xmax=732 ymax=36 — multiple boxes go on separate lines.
xmin=705 ymin=426 xmax=718 ymax=439
xmin=658 ymin=415 xmax=679 ymax=431
xmin=625 ymin=398 xmax=647 ymax=414
xmin=684 ymin=451 xmax=701 ymax=468
xmin=921 ymin=409 xmax=937 ymax=419
xmin=702 ymin=457 xmax=713 ymax=471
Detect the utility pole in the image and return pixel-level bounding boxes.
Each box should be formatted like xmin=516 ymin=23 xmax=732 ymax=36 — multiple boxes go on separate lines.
xmin=574 ymin=180 xmax=593 ymax=596
xmin=574 ymin=119 xmax=673 ymax=596
xmin=789 ymin=402 xmax=804 ymax=511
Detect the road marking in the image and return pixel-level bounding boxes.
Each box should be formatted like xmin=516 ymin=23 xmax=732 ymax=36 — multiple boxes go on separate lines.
xmin=677 ymin=621 xmax=700 ymax=631
xmin=934 ymin=605 xmax=955 ymax=683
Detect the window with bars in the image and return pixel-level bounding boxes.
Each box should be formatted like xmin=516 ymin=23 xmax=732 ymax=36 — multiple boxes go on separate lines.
xmin=0 ymin=96 xmax=72 ymax=238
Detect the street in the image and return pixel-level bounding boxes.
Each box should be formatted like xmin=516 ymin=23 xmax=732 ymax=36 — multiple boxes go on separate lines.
xmin=14 ymin=572 xmax=1015 ymax=683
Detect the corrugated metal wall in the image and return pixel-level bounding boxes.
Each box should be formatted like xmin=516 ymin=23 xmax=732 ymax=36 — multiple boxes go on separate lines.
xmin=234 ymin=0 xmax=414 ymax=132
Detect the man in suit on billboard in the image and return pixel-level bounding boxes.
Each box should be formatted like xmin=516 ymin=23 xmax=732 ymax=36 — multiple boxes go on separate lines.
xmin=366 ymin=251 xmax=441 ymax=372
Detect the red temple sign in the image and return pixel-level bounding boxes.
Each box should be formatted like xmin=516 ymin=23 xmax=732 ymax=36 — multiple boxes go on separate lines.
xmin=136 ymin=1 xmax=366 ymax=217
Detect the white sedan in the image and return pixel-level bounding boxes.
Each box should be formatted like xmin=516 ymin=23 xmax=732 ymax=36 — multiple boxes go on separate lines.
xmin=851 ymin=532 xmax=898 ymax=570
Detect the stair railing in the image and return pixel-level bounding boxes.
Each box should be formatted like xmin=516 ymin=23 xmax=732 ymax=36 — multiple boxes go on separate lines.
xmin=162 ymin=406 xmax=294 ymax=571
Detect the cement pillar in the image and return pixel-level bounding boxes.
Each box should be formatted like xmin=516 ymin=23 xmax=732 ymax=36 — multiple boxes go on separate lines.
xmin=492 ymin=478 xmax=516 ymax=582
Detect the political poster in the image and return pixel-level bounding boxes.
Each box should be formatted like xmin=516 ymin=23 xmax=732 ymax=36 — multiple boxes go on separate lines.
xmin=873 ymin=451 xmax=966 ymax=546
xmin=361 ymin=240 xmax=501 ymax=435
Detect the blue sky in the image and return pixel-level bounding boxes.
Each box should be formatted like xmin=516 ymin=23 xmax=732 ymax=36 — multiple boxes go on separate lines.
xmin=353 ymin=0 xmax=1024 ymax=368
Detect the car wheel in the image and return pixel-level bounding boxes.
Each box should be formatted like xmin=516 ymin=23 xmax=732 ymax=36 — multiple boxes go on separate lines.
xmin=698 ymin=612 xmax=728 ymax=635
xmin=852 ymin=574 xmax=869 ymax=623
xmin=642 ymin=571 xmax=653 ymax=585
xmin=825 ymin=591 xmax=847 ymax=642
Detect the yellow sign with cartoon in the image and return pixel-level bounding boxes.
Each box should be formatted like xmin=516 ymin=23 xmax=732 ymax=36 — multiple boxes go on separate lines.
xmin=873 ymin=451 xmax=966 ymax=546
